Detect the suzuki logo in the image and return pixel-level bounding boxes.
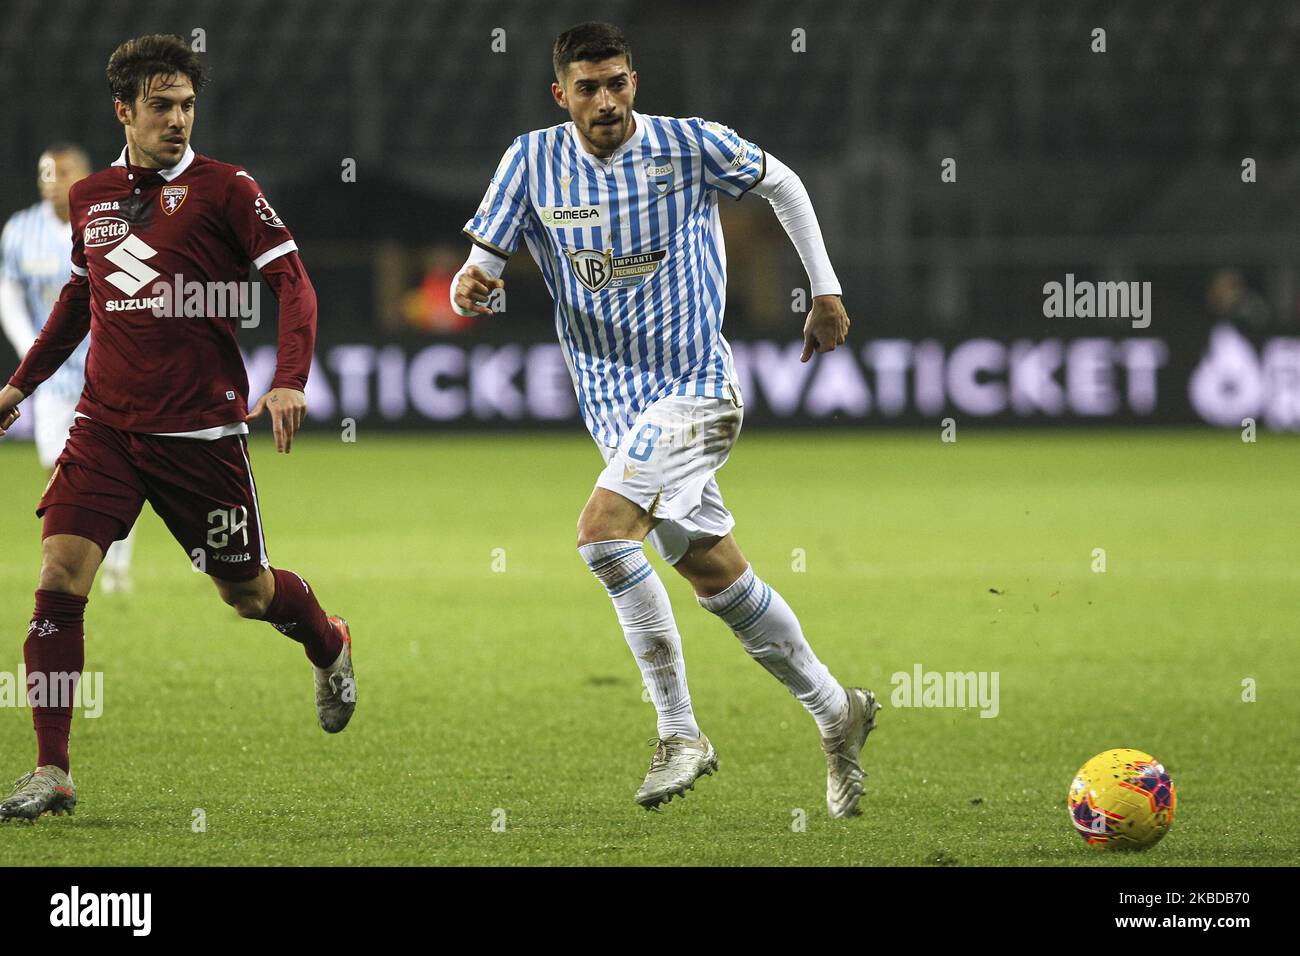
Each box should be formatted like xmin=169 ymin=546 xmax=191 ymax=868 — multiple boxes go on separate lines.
xmin=103 ymin=234 xmax=161 ymax=296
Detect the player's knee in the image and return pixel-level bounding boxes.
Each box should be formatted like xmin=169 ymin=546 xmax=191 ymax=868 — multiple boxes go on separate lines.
xmin=576 ymin=497 xmax=649 ymax=547
xmin=670 ymin=555 xmax=717 ymax=596
xmin=219 ymin=584 xmax=270 ymax=619
xmin=577 ymin=516 xmax=637 ymax=549
xmin=37 ymin=558 xmax=83 ymax=595
xmin=37 ymin=546 xmax=97 ymax=597
xmin=686 ymin=573 xmax=731 ymax=599
xmin=576 ymin=519 xmax=609 ymax=549
xmin=576 ymin=504 xmax=611 ymax=547
xmin=674 ymin=538 xmax=747 ymax=598
xmin=234 ymin=595 xmax=269 ymax=618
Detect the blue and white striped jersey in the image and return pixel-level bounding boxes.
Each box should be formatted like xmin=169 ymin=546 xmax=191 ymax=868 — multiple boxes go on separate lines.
xmin=0 ymin=200 xmax=87 ymax=402
xmin=463 ymin=111 xmax=766 ymax=447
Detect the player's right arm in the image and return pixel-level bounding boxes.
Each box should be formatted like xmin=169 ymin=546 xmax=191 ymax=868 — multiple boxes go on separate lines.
xmin=451 ymin=136 xmax=530 ymax=317
xmin=451 ymin=248 xmax=506 ymax=317
xmin=0 ymin=383 xmax=26 ymax=434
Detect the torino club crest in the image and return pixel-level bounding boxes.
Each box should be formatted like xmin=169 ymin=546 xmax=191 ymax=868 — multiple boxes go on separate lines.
xmin=161 ymin=185 xmax=189 ymax=215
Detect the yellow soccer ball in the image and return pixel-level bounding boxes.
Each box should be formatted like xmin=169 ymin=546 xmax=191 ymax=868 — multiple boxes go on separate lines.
xmin=1067 ymin=748 xmax=1176 ymax=849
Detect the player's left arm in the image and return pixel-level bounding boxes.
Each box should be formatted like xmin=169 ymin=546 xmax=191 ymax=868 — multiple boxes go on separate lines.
xmin=0 ymin=216 xmax=39 ymax=356
xmin=248 ymin=252 xmax=315 ymax=454
xmin=749 ymin=154 xmax=848 ymax=363
xmin=693 ymin=119 xmax=848 ymax=363
xmin=1 ymin=274 xmax=91 ymax=436
xmin=224 ymin=169 xmax=314 ymax=453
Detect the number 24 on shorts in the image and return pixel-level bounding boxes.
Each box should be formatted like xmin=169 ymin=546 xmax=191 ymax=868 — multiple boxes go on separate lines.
xmin=206 ymin=506 xmax=249 ymax=548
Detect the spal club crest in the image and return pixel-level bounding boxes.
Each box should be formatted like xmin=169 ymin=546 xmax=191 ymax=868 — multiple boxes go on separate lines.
xmin=643 ymin=156 xmax=674 ymax=196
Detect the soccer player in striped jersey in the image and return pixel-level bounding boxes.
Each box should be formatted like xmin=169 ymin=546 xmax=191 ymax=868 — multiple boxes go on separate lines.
xmin=453 ymin=22 xmax=879 ymax=818
xmin=1 ymin=144 xmax=138 ymax=594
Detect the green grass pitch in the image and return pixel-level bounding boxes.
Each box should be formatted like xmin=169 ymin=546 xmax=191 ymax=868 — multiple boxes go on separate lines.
xmin=0 ymin=429 xmax=1295 ymax=865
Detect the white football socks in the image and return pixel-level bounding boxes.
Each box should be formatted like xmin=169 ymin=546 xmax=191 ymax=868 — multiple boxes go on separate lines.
xmin=699 ymin=565 xmax=848 ymax=736
xmin=579 ymin=539 xmax=701 ymax=740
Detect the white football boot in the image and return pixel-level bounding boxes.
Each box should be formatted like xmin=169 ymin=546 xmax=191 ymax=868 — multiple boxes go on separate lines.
xmin=314 ymin=616 xmax=356 ymax=733
xmin=822 ymin=687 xmax=880 ymax=818
xmin=0 ymin=766 xmax=77 ymax=822
xmin=635 ymin=734 xmax=718 ymax=809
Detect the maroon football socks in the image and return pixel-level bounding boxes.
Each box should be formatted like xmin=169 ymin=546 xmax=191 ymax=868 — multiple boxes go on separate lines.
xmin=262 ymin=568 xmax=343 ymax=669
xmin=25 ymin=589 xmax=87 ymax=773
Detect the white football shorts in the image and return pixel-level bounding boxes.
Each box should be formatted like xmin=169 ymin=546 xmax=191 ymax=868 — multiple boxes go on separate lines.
xmin=595 ymin=387 xmax=744 ymax=565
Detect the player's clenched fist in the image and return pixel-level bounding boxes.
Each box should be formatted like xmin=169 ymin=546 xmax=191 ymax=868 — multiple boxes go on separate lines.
xmin=0 ymin=384 xmax=26 ymax=437
xmin=247 ymin=387 xmax=307 ymax=454
xmin=800 ymin=294 xmax=851 ymax=363
xmin=454 ymin=265 xmax=505 ymax=315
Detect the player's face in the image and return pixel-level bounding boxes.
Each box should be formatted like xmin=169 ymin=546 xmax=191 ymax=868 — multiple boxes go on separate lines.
xmin=37 ymin=151 xmax=90 ymax=217
xmin=554 ymin=57 xmax=636 ymax=157
xmin=117 ymin=73 xmax=196 ymax=169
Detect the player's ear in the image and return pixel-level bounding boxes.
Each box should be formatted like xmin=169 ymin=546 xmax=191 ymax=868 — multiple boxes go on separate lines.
xmin=551 ymin=82 xmax=566 ymax=109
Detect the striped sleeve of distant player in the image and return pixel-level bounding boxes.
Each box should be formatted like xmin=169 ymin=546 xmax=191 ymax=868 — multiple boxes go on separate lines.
xmin=463 ymin=135 xmax=531 ymax=259
xmin=0 ymin=208 xmax=22 ymax=279
xmin=691 ymin=118 xmax=766 ymax=200
xmin=0 ymin=209 xmax=35 ymax=355
xmin=8 ymin=187 xmax=92 ymax=397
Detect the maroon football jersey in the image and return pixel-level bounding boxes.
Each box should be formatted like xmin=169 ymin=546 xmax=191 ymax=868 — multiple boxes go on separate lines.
xmin=14 ymin=146 xmax=307 ymax=433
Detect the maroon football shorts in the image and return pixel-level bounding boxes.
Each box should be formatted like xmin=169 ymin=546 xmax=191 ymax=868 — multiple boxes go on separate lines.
xmin=38 ymin=416 xmax=270 ymax=582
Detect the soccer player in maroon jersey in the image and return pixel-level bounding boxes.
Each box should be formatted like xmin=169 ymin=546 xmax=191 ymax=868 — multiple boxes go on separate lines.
xmin=0 ymin=35 xmax=356 ymax=821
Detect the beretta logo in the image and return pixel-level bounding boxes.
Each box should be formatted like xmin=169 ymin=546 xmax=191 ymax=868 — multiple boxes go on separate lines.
xmin=84 ymin=217 xmax=129 ymax=247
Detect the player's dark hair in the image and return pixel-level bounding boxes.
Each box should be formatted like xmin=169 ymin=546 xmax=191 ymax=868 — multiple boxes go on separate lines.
xmin=106 ymin=34 xmax=207 ymax=108
xmin=553 ymin=22 xmax=632 ymax=83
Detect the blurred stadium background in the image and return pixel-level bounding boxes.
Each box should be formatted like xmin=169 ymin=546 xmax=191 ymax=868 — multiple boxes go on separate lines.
xmin=2 ymin=0 xmax=1296 ymax=436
